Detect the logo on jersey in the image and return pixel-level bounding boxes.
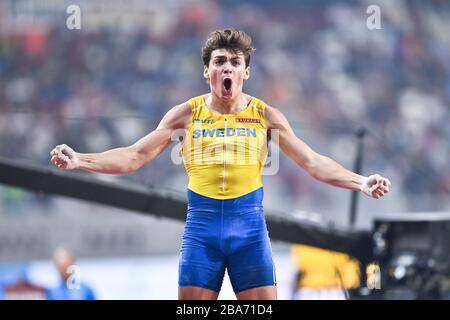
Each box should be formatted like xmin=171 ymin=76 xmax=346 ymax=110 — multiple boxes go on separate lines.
xmin=236 ymin=118 xmax=260 ymax=123
xmin=192 ymin=119 xmax=214 ymax=124
xmin=192 ymin=128 xmax=257 ymax=138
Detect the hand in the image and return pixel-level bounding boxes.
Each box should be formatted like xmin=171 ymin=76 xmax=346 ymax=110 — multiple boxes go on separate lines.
xmin=360 ymin=174 xmax=391 ymax=199
xmin=50 ymin=144 xmax=79 ymax=170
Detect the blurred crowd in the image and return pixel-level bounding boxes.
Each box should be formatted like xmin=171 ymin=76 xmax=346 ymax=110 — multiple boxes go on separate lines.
xmin=0 ymin=0 xmax=449 ymax=217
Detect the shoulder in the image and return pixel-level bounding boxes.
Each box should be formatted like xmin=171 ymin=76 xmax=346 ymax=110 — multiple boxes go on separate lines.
xmin=264 ymin=105 xmax=296 ymax=133
xmin=245 ymin=94 xmax=267 ymax=112
xmin=264 ymin=105 xmax=286 ymax=128
xmin=169 ymin=93 xmax=209 ymax=114
xmin=187 ymin=94 xmax=208 ymax=111
xmin=172 ymin=101 xmax=192 ymax=116
xmin=264 ymin=105 xmax=278 ymax=116
xmin=157 ymin=101 xmax=192 ymax=130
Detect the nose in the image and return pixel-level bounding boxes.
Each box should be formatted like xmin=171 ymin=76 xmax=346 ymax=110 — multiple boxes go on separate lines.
xmin=223 ymin=61 xmax=233 ymax=74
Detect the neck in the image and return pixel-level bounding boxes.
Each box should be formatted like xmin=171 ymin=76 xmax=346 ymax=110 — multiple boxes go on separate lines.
xmin=208 ymin=91 xmax=247 ymax=114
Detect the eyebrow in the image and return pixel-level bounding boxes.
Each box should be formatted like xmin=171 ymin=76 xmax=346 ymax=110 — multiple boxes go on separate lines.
xmin=213 ymin=55 xmax=242 ymax=60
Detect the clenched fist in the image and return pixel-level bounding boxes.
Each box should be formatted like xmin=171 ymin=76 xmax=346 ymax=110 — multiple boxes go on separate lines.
xmin=50 ymin=144 xmax=79 ymax=170
xmin=360 ymin=174 xmax=391 ymax=199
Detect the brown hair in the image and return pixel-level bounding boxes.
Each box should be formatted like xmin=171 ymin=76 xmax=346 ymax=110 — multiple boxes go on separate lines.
xmin=202 ymin=29 xmax=255 ymax=67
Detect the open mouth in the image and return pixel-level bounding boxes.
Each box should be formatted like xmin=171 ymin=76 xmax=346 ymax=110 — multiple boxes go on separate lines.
xmin=223 ymin=78 xmax=232 ymax=91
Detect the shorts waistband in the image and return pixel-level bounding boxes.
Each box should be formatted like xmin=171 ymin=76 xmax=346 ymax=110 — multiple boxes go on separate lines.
xmin=187 ymin=187 xmax=263 ymax=210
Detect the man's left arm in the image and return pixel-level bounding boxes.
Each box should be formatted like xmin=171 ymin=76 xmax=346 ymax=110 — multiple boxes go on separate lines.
xmin=265 ymin=106 xmax=390 ymax=199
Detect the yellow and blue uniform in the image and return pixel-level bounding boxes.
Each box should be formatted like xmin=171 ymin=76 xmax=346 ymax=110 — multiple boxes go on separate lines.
xmin=178 ymin=95 xmax=276 ymax=293
xmin=182 ymin=95 xmax=268 ymax=199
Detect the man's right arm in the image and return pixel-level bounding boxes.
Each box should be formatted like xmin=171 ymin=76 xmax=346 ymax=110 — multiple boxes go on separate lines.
xmin=50 ymin=102 xmax=191 ymax=174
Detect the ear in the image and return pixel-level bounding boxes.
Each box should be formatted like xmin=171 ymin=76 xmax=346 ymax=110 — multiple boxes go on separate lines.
xmin=203 ymin=65 xmax=209 ymax=80
xmin=244 ymin=66 xmax=250 ymax=80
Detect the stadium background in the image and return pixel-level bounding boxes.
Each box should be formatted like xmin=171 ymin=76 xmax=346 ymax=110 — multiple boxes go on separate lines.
xmin=0 ymin=0 xmax=449 ymax=299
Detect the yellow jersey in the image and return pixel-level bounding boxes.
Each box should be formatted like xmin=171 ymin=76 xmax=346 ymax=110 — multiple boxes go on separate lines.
xmin=182 ymin=95 xmax=268 ymax=199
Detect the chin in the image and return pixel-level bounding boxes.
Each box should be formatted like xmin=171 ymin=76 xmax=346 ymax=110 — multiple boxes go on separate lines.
xmin=221 ymin=92 xmax=233 ymax=99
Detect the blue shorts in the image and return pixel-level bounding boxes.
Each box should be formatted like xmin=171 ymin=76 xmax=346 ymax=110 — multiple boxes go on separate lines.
xmin=178 ymin=187 xmax=276 ymax=293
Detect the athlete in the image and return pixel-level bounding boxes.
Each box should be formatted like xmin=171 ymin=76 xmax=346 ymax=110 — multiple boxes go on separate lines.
xmin=50 ymin=29 xmax=391 ymax=300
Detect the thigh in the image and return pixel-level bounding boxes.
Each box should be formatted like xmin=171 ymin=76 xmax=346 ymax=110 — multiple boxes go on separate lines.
xmin=227 ymin=235 xmax=277 ymax=294
xmin=179 ymin=224 xmax=226 ymax=293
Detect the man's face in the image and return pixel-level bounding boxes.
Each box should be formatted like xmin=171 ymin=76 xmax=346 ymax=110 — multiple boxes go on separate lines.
xmin=54 ymin=250 xmax=74 ymax=281
xmin=204 ymin=48 xmax=250 ymax=100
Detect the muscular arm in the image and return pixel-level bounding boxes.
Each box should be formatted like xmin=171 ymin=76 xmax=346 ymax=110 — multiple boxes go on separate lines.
xmin=265 ymin=106 xmax=390 ymax=197
xmin=50 ymin=102 xmax=191 ymax=174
